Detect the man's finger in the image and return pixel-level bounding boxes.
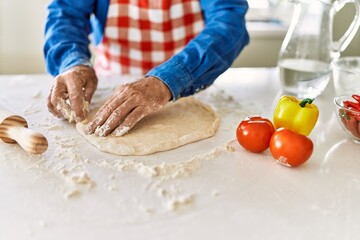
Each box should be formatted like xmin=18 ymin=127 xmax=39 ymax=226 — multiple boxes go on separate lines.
xmin=67 ymin=82 xmax=86 ymax=122
xmin=47 ymin=91 xmax=62 ymax=118
xmin=113 ymin=106 xmax=148 ymax=137
xmin=85 ymin=90 xmax=129 ymax=134
xmin=84 ymin=76 xmax=98 ymax=103
xmin=50 ymin=81 xmax=69 ymax=118
xmin=94 ymin=98 xmax=138 ymax=137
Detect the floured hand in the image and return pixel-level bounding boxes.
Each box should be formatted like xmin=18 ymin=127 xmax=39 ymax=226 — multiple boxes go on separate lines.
xmin=47 ymin=65 xmax=98 ymax=123
xmin=56 ymin=98 xmax=90 ymax=123
xmin=84 ymin=76 xmax=172 ymax=137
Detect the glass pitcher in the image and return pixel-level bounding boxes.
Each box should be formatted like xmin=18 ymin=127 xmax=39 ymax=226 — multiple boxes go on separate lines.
xmin=278 ymin=0 xmax=360 ymax=98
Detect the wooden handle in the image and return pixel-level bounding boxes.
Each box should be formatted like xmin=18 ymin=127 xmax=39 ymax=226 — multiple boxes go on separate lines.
xmin=6 ymin=126 xmax=48 ymax=154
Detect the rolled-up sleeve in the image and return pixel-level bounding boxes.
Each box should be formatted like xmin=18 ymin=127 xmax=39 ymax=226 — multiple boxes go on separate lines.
xmin=44 ymin=0 xmax=97 ymax=76
xmin=146 ymin=0 xmax=249 ymax=100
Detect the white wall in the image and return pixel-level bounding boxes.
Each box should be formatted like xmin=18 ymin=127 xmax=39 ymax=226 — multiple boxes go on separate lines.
xmin=0 ymin=0 xmax=50 ymax=74
xmin=0 ymin=1 xmax=359 ymax=74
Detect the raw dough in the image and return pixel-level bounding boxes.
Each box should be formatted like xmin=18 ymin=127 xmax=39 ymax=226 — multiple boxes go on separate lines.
xmin=56 ymin=99 xmax=90 ymax=123
xmin=76 ymin=97 xmax=220 ymax=156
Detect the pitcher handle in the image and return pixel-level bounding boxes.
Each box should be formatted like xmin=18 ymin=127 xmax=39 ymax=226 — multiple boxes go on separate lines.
xmin=331 ymin=0 xmax=360 ymax=53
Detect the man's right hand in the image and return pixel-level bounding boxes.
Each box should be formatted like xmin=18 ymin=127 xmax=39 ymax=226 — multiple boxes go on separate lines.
xmin=47 ymin=65 xmax=98 ymax=123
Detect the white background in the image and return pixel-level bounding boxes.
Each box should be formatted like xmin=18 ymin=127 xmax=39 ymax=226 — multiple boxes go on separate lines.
xmin=1 ymin=0 xmax=360 ymax=74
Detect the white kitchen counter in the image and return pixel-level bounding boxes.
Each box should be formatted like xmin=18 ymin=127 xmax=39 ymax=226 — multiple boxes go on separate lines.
xmin=1 ymin=68 xmax=359 ymax=240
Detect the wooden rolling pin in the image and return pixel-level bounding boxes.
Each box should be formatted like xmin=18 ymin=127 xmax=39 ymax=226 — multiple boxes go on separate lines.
xmin=0 ymin=105 xmax=48 ymax=154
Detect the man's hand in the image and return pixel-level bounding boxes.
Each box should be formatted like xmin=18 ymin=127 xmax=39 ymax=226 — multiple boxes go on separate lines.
xmin=47 ymin=65 xmax=98 ymax=122
xmin=84 ymin=76 xmax=171 ymax=137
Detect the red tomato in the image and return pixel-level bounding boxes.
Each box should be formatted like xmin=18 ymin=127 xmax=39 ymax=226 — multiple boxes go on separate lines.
xmin=236 ymin=116 xmax=275 ymax=153
xmin=269 ymin=128 xmax=313 ymax=167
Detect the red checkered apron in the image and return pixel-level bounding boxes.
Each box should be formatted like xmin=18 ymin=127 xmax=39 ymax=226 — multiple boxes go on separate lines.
xmin=94 ymin=0 xmax=204 ymax=76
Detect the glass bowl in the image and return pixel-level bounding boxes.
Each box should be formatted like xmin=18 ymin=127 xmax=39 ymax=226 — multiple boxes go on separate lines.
xmin=334 ymin=95 xmax=360 ymax=143
xmin=332 ymin=57 xmax=360 ymax=96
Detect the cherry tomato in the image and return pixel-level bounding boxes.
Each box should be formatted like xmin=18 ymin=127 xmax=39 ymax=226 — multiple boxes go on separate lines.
xmin=236 ymin=116 xmax=275 ymax=153
xmin=269 ymin=128 xmax=313 ymax=167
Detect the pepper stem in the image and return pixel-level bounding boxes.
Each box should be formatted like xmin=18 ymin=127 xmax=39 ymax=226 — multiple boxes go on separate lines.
xmin=299 ymin=98 xmax=314 ymax=108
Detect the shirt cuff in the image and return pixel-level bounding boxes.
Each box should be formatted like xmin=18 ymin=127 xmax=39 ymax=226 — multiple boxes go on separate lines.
xmin=59 ymin=51 xmax=92 ymax=74
xmin=146 ymin=59 xmax=194 ymax=101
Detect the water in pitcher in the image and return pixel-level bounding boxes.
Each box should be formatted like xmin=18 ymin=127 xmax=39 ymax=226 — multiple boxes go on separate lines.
xmin=278 ymin=58 xmax=331 ymax=98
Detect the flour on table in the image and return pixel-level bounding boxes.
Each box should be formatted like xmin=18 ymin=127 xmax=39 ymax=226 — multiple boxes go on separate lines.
xmin=95 ymin=142 xmax=231 ymax=180
xmin=61 ymin=170 xmax=95 ymax=198
xmin=23 ymin=103 xmax=41 ymax=115
xmin=69 ymin=171 xmax=94 ymax=186
xmin=107 ymin=186 xmax=118 ymax=192
xmin=38 ymin=220 xmax=47 ymax=229
xmin=63 ymin=189 xmax=81 ymax=199
xmin=76 ymin=97 xmax=220 ymax=156
xmin=157 ymin=187 xmax=195 ymax=211
xmin=212 ymin=190 xmax=220 ymax=197
xmin=138 ymin=205 xmax=155 ymax=214
xmin=32 ymin=90 xmax=42 ymax=99
xmin=136 ymin=142 xmax=227 ymax=179
xmin=165 ymin=194 xmax=194 ymax=211
xmin=46 ymin=124 xmax=62 ymax=131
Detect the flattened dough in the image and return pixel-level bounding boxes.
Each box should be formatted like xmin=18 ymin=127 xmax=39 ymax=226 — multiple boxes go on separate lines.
xmin=76 ymin=97 xmax=220 ymax=156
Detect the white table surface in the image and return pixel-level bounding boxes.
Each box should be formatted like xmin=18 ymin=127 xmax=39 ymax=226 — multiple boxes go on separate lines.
xmin=0 ymin=68 xmax=359 ymax=240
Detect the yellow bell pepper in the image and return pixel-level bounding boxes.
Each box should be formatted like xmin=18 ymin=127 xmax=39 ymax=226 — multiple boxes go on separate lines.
xmin=273 ymin=96 xmax=319 ymax=136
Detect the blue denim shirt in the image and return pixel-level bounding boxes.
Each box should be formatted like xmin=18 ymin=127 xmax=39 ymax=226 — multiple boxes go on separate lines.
xmin=44 ymin=0 xmax=249 ymax=100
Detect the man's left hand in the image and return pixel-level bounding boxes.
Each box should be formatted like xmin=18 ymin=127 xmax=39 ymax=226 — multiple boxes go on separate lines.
xmin=84 ymin=76 xmax=172 ymax=137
